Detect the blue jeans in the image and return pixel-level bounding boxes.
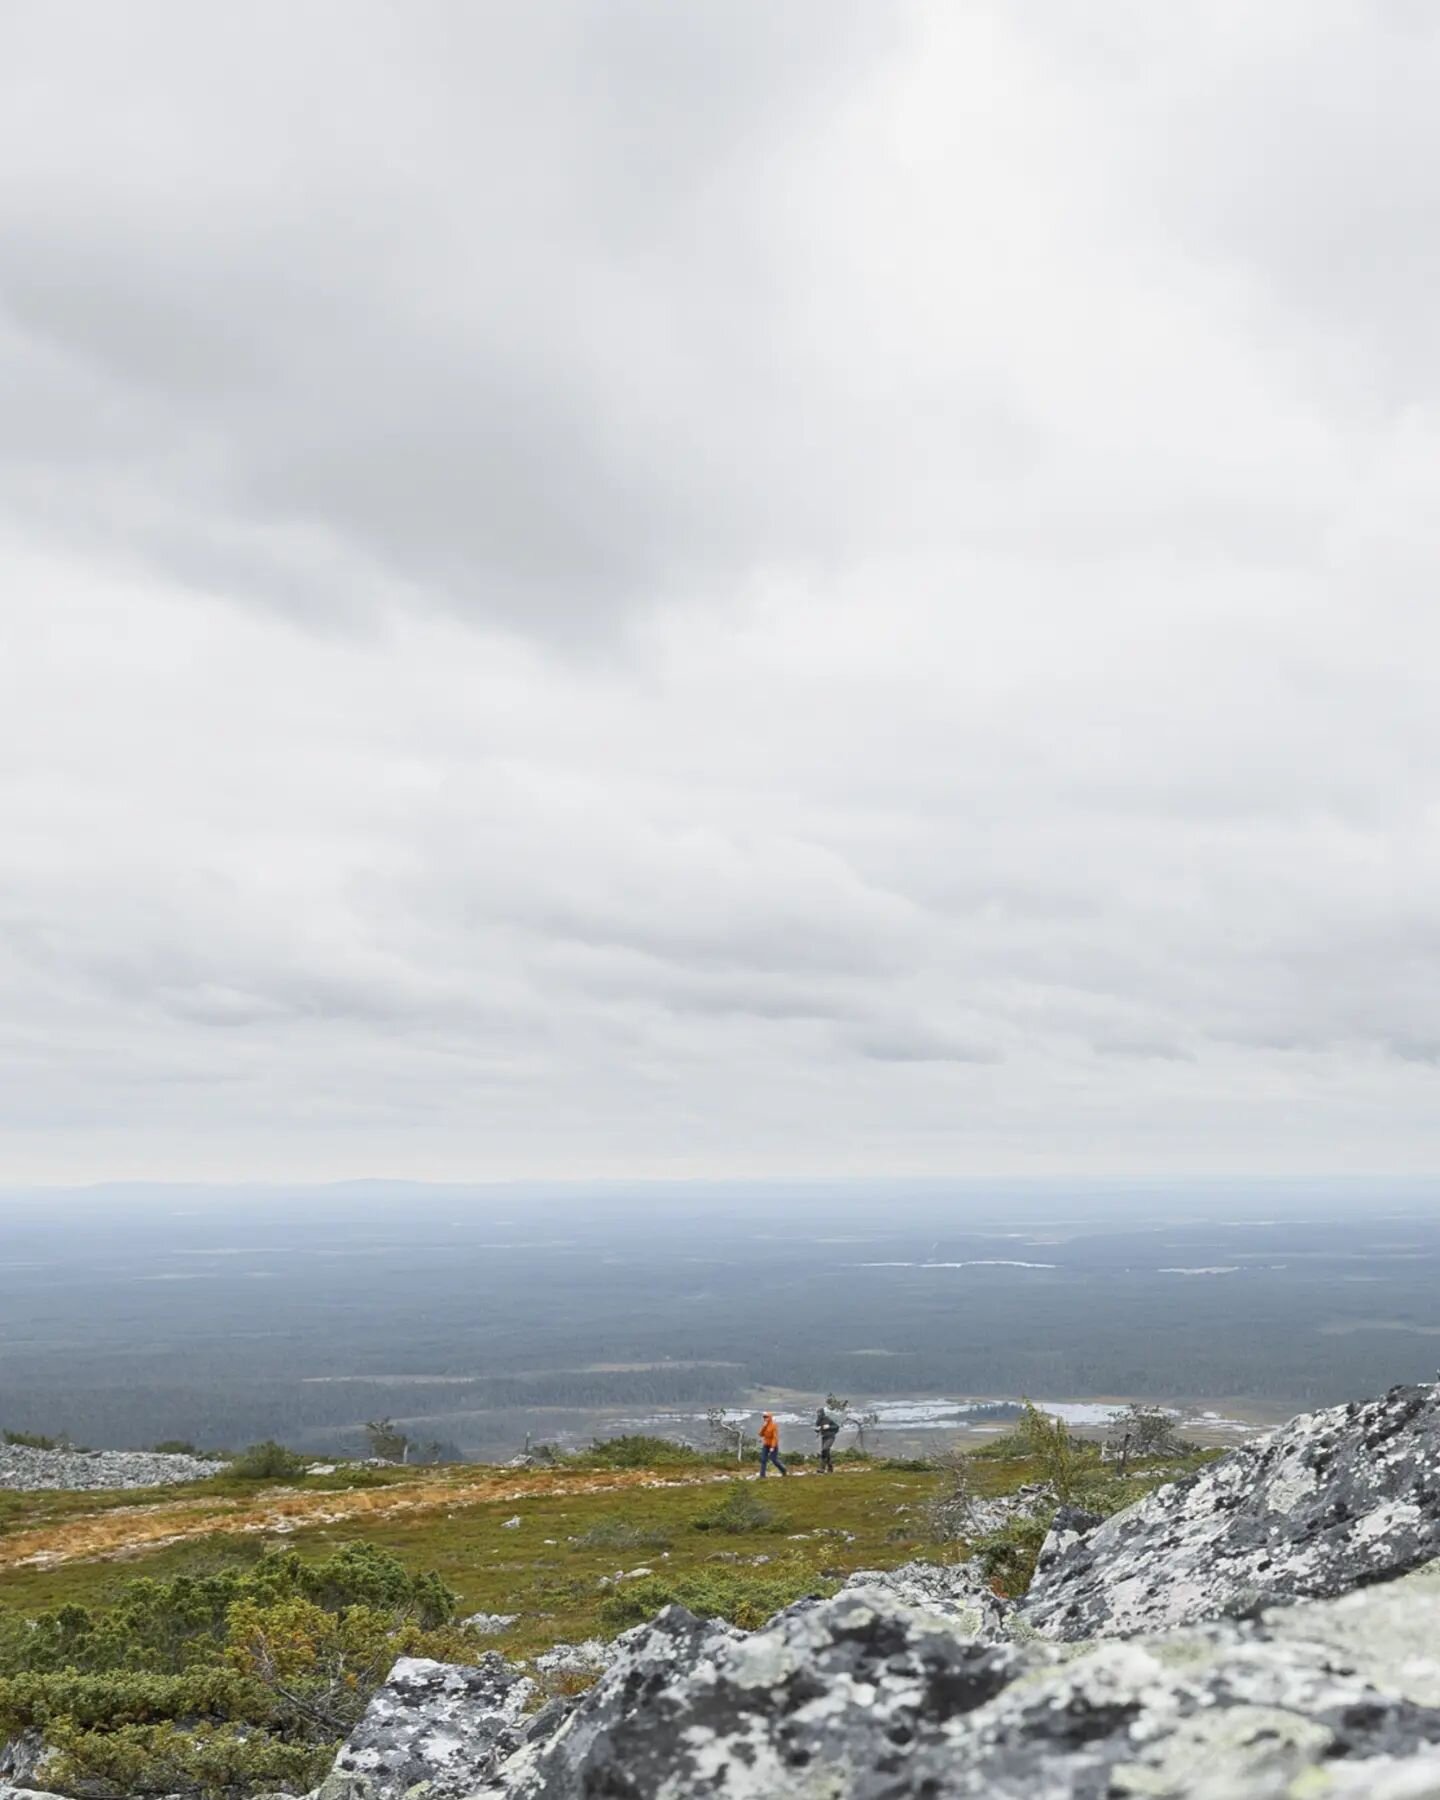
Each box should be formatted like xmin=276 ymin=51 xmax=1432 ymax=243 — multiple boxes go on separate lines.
xmin=759 ymin=1445 xmax=787 ymax=1476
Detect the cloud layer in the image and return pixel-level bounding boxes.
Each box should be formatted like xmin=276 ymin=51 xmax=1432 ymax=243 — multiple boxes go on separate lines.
xmin=3 ymin=1 xmax=1439 ymax=1180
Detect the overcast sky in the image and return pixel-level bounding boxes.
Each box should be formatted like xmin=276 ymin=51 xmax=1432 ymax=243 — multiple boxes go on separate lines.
xmin=3 ymin=1 xmax=1440 ymax=1185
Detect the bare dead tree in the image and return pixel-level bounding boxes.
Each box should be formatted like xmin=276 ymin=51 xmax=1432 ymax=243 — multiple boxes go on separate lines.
xmin=706 ymin=1406 xmax=747 ymax=1462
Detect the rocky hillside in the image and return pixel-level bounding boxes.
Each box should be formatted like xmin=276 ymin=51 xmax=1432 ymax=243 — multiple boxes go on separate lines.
xmin=268 ymin=1386 xmax=1440 ymax=1796
xmin=4 ymin=1385 xmax=1440 ymax=1797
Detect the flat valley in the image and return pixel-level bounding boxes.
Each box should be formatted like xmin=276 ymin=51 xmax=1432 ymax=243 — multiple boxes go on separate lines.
xmin=3 ymin=1178 xmax=1437 ymax=1461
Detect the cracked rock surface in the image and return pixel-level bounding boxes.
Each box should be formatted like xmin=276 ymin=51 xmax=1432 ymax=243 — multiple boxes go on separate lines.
xmin=1021 ymin=1382 xmax=1440 ymax=1640
xmin=485 ymin=1591 xmax=1024 ymax=1799
xmin=829 ymin=1557 xmax=1009 ymax=1637
xmin=483 ymin=1564 xmax=1440 ymax=1798
xmin=329 ymin=1655 xmax=535 ymax=1798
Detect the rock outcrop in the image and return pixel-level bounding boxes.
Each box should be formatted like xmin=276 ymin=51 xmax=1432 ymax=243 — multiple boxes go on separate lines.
xmin=328 ymin=1656 xmax=535 ymax=1799
xmin=1030 ymin=1503 xmax=1103 ymax=1583
xmin=484 ymin=1563 xmax=1440 ymax=1798
xmin=0 ymin=1442 xmax=226 ymax=1491
xmin=830 ymin=1557 xmax=1008 ymax=1637
xmin=0 ymin=1732 xmax=45 ymax=1791
xmin=1022 ymin=1382 xmax=1440 ymax=1640
xmin=487 ymin=1589 xmax=1021 ymax=1799
xmin=286 ymin=1382 xmax=1440 ymax=1799
xmin=19 ymin=1381 xmax=1427 ymax=1799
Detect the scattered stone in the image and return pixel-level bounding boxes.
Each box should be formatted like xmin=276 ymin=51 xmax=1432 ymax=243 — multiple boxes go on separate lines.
xmin=595 ymin=1567 xmax=653 ymax=1590
xmin=499 ymin=1515 xmax=522 ymax=1530
xmin=460 ymin=1612 xmax=519 ymax=1636
xmin=330 ymin=1655 xmax=534 ymax=1799
xmin=530 ymin=1638 xmax=616 ymax=1680
xmin=0 ymin=1442 xmax=227 ymax=1492
xmin=1023 ymin=1382 xmax=1440 ymax=1640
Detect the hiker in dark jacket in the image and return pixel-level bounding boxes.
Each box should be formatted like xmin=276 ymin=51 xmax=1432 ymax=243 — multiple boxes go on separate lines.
xmin=814 ymin=1406 xmax=839 ymax=1473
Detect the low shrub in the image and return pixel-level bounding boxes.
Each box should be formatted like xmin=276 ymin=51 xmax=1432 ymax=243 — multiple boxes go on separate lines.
xmin=2 ymin=1429 xmax=65 ymax=1451
xmin=691 ymin=1485 xmax=785 ymax=1536
xmin=569 ymin=1435 xmax=707 ymax=1469
xmin=42 ymin=1718 xmax=334 ymax=1799
xmin=226 ymin=1441 xmax=309 ymax=1481
xmin=1016 ymin=1402 xmax=1097 ymax=1504
xmin=924 ymin=1449 xmax=981 ymax=1543
xmin=598 ymin=1565 xmax=835 ymax=1631
xmin=970 ymin=1509 xmax=1055 ymax=1597
xmin=570 ymin=1516 xmax=674 ymax=1553
xmin=0 ymin=1543 xmax=462 ymax=1797
xmin=968 ymin=1432 xmax=1032 ymax=1459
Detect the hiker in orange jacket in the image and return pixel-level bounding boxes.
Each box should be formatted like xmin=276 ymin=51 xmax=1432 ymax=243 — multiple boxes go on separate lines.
xmin=758 ymin=1411 xmax=788 ymax=1478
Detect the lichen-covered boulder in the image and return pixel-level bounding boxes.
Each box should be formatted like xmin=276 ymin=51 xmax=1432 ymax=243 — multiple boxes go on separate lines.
xmin=1022 ymin=1382 xmax=1440 ymax=1640
xmin=831 ymin=1558 xmax=1008 ymax=1637
xmin=330 ymin=1655 xmax=534 ymax=1798
xmin=528 ymin=1637 xmax=616 ymax=1680
xmin=0 ymin=1731 xmax=45 ymax=1791
xmin=901 ymin=1563 xmax=1440 ymax=1799
xmin=1031 ymin=1504 xmax=1103 ymax=1583
xmin=486 ymin=1591 xmax=1026 ymax=1798
xmin=483 ymin=1564 xmax=1440 ymax=1798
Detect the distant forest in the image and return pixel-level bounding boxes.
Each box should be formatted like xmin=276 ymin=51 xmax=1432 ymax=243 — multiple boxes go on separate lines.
xmin=3 ymin=1182 xmax=1439 ymax=1455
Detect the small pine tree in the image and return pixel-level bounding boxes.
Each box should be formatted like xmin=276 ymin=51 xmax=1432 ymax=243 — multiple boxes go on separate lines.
xmin=1018 ymin=1400 xmax=1084 ymax=1502
xmin=363 ymin=1419 xmax=410 ymax=1463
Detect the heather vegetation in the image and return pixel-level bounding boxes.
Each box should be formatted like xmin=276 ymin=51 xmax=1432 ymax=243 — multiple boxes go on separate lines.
xmin=0 ymin=1545 xmax=467 ymax=1798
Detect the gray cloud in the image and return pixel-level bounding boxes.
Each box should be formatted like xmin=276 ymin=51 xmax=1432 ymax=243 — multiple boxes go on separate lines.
xmin=2 ymin=2 xmax=1440 ymax=1181
xmin=0 ymin=1 xmax=899 ymax=639
xmin=852 ymin=1027 xmax=1004 ymax=1068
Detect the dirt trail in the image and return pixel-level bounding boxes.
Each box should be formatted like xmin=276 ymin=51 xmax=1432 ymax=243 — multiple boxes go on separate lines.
xmin=1 ymin=1466 xmax=811 ymax=1573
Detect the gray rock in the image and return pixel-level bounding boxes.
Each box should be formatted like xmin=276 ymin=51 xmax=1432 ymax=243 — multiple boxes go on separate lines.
xmin=0 ymin=1442 xmax=226 ymax=1491
xmin=486 ymin=1604 xmax=819 ymax=1798
xmin=1031 ymin=1504 xmax=1103 ymax=1581
xmin=899 ymin=1568 xmax=1440 ymax=1799
xmin=316 ymin=1774 xmax=378 ymax=1800
xmin=0 ymin=1731 xmax=45 ymax=1789
xmin=460 ymin=1612 xmax=518 ymax=1636
xmin=331 ymin=1655 xmax=535 ymax=1798
xmin=1318 ymin=1755 xmax=1440 ymax=1798
xmin=1022 ymin=1381 xmax=1440 ymax=1639
xmin=529 ymin=1638 xmax=615 ymax=1680
xmin=482 ymin=1564 xmax=1440 ymax=1797
xmin=833 ymin=1558 xmax=1008 ymax=1637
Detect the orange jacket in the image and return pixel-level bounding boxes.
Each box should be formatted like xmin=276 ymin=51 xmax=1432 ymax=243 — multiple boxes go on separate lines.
xmin=759 ymin=1415 xmax=779 ymax=1449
